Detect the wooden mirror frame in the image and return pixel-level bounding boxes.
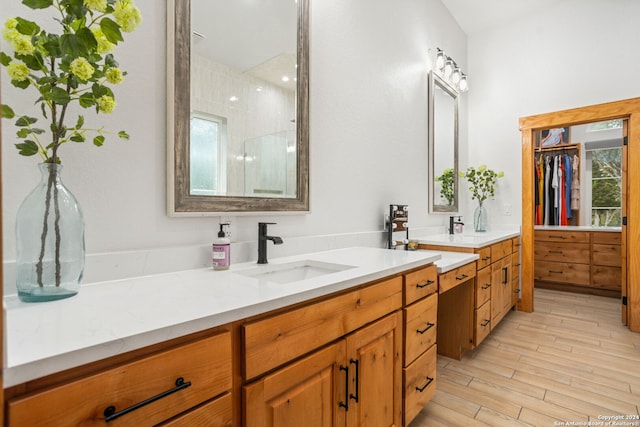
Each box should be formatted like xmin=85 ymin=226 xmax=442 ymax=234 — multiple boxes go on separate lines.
xmin=519 ymin=97 xmax=640 ymax=332
xmin=166 ymin=0 xmax=310 ymax=215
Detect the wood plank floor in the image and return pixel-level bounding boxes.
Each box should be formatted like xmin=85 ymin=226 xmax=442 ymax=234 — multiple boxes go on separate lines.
xmin=410 ymin=289 xmax=640 ymax=426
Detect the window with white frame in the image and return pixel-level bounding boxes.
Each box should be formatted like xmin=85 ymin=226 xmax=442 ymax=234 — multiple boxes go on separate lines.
xmin=586 ymin=146 xmax=622 ymax=227
xmin=189 ymin=113 xmax=227 ymax=196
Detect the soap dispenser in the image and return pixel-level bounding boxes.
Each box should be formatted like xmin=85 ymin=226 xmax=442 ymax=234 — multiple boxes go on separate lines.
xmin=212 ymin=223 xmax=230 ymax=270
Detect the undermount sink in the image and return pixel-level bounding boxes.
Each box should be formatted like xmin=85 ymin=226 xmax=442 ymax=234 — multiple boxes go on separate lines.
xmin=237 ymin=260 xmax=356 ymax=284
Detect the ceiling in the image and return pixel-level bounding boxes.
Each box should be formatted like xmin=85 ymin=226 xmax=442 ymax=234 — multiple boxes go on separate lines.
xmin=440 ymin=0 xmax=558 ymax=35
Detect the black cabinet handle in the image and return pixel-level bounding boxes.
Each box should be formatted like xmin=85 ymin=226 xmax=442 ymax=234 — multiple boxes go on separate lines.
xmin=417 ymin=322 xmax=435 ymax=334
xmin=502 ymin=267 xmax=508 ymax=284
xmin=416 ymin=376 xmax=434 ymax=392
xmin=349 ymin=359 xmax=359 ymax=402
xmin=481 ymin=283 xmax=491 ymax=290
xmin=339 ymin=365 xmax=349 ymax=411
xmin=416 ymin=279 xmax=435 ymax=289
xmin=549 ymin=235 xmax=567 ymax=239
xmin=481 ymin=256 xmax=491 ymax=261
xmin=456 ymin=274 xmax=468 ymax=281
xmin=549 ymin=270 xmax=563 ymax=274
xmin=104 ymin=377 xmax=191 ymax=422
xmin=481 ymin=319 xmax=490 ymax=327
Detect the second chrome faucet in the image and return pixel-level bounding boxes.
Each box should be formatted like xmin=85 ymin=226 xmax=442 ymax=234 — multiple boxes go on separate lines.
xmin=258 ymin=222 xmax=283 ymax=264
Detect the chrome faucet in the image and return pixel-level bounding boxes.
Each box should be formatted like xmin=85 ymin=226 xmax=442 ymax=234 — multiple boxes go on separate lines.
xmin=258 ymin=222 xmax=283 ymax=264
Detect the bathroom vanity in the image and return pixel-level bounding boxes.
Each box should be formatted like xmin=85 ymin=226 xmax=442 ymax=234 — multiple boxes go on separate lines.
xmin=417 ymin=230 xmax=521 ymax=351
xmin=3 ymin=247 xmax=445 ymax=426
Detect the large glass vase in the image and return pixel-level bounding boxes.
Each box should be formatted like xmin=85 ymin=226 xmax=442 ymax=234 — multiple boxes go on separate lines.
xmin=15 ymin=163 xmax=85 ymax=302
xmin=473 ymin=201 xmax=488 ymax=232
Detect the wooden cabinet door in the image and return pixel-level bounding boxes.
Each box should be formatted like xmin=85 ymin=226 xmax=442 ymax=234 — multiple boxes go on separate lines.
xmin=346 ymin=312 xmax=402 ymax=427
xmin=244 ymin=342 xmax=347 ymax=427
xmin=491 ymin=256 xmax=511 ymax=327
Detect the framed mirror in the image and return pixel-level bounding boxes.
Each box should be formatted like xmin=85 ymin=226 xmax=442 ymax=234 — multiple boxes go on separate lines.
xmin=428 ymin=71 xmax=459 ymax=213
xmin=167 ymin=0 xmax=309 ymax=215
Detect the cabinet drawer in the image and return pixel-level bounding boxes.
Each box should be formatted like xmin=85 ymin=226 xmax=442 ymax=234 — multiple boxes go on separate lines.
xmin=511 ymin=253 xmax=520 ymax=280
xmin=475 ymin=266 xmax=491 ymax=308
xmin=511 ymin=236 xmax=521 ymax=253
xmin=535 ymin=230 xmax=590 ymax=243
xmin=404 ymin=293 xmax=437 ymax=364
xmin=491 ymin=240 xmax=512 ymax=261
xmin=160 ymin=392 xmax=232 ymax=427
xmin=475 ymin=246 xmax=492 ymax=270
xmin=439 ymin=262 xmax=476 ymax=294
xmin=592 ymin=231 xmax=621 ymax=245
xmin=534 ymin=260 xmax=590 ymax=285
xmin=404 ymin=264 xmax=438 ymax=305
xmin=534 ymin=241 xmax=590 ymax=264
xmin=592 ymin=243 xmax=621 ymax=267
xmin=8 ymin=332 xmax=232 ymax=427
xmin=474 ymin=301 xmax=491 ymax=346
xmin=403 ymin=345 xmax=437 ymax=426
xmin=243 ymin=276 xmax=402 ymax=380
xmin=591 ymin=265 xmax=622 ymax=290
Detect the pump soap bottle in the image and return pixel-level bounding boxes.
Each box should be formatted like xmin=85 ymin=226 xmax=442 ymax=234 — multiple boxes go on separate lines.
xmin=212 ymin=223 xmax=230 ymax=270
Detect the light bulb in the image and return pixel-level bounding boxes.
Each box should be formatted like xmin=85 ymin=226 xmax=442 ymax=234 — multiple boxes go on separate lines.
xmin=435 ymin=49 xmax=446 ymax=71
xmin=451 ymin=67 xmax=461 ymax=85
xmin=459 ymin=74 xmax=468 ymax=92
xmin=443 ymin=59 xmax=453 ymax=79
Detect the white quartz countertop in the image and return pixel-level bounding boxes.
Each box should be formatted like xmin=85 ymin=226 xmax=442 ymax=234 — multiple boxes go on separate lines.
xmin=3 ymin=247 xmax=440 ymax=388
xmin=415 ymin=229 xmax=520 ymax=249
xmin=416 ymin=250 xmax=479 ymax=273
xmin=534 ymin=225 xmax=621 ymax=232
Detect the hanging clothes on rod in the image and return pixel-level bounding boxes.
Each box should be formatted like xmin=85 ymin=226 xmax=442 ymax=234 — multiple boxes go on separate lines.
xmin=534 ymin=146 xmax=580 ymax=226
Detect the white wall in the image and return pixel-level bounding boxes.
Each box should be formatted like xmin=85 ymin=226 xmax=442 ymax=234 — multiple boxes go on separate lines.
xmin=1 ymin=0 xmax=467 ymax=287
xmin=465 ymin=0 xmax=640 ymax=225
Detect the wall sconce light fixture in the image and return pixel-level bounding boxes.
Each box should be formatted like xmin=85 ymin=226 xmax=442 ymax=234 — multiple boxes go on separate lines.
xmin=434 ymin=48 xmax=468 ymax=93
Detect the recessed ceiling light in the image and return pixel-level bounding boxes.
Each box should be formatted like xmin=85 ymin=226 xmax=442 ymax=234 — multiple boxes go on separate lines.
xmin=229 ymin=96 xmax=238 ymax=102
xmin=281 ymin=76 xmax=290 ymax=82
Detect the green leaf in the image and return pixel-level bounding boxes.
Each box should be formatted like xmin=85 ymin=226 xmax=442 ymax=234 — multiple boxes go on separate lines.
xmin=0 ymin=52 xmax=11 ymax=67
xmin=15 ymin=140 xmax=39 ymax=156
xmin=75 ymin=115 xmax=85 ymax=129
xmin=60 ymin=33 xmax=85 ymax=57
xmin=12 ymin=79 xmax=30 ymax=89
xmin=31 ymin=128 xmax=45 ymax=134
xmin=70 ymin=133 xmax=85 ymax=142
xmin=20 ymin=53 xmax=44 ymax=70
xmin=93 ymin=135 xmax=105 ymax=147
xmin=1 ymin=104 xmax=15 ymax=119
xmin=100 ymin=17 xmax=124 ymax=44
xmin=15 ymin=116 xmax=37 ymax=126
xmin=104 ymin=54 xmax=119 ymax=68
xmin=47 ymin=87 xmax=71 ymax=105
xmin=22 ymin=0 xmax=53 ymax=10
xmin=15 ymin=17 xmax=40 ymax=36
xmin=118 ymin=131 xmax=130 ymax=140
xmin=42 ymin=34 xmax=62 ymax=57
xmin=76 ymin=27 xmax=97 ymax=51
xmin=17 ymin=128 xmax=30 ymax=138
xmin=79 ymin=93 xmax=95 ymax=108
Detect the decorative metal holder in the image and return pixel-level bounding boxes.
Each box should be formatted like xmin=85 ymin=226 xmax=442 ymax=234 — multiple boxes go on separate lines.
xmin=387 ymin=204 xmax=409 ymax=250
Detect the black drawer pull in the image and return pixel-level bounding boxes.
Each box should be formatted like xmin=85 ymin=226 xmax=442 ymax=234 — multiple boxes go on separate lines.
xmin=481 ymin=256 xmax=491 ymax=261
xmin=349 ymin=359 xmax=359 ymax=403
xmin=548 ymin=250 xmax=563 ymax=254
xmin=481 ymin=319 xmax=490 ymax=327
xmin=416 ymin=279 xmax=435 ymax=289
xmin=417 ymin=322 xmax=435 ymax=334
xmin=416 ymin=376 xmax=434 ymax=392
xmin=339 ymin=365 xmax=349 ymax=410
xmin=481 ymin=283 xmax=491 ymax=290
xmin=549 ymin=235 xmax=567 ymax=239
xmin=104 ymin=377 xmax=191 ymax=422
xmin=456 ymin=274 xmax=468 ymax=281
xmin=549 ymin=270 xmax=563 ymax=274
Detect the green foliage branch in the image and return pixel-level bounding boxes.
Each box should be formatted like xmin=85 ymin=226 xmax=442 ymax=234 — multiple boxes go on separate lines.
xmin=1 ymin=0 xmax=142 ymax=164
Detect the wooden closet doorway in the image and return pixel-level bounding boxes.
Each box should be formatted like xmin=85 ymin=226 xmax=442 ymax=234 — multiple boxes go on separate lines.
xmin=519 ymin=97 xmax=640 ymax=332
